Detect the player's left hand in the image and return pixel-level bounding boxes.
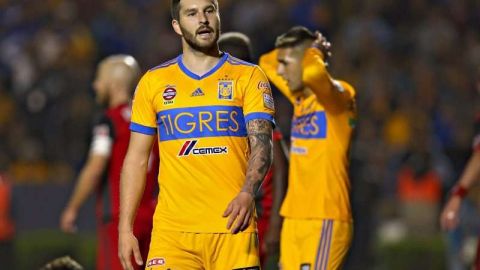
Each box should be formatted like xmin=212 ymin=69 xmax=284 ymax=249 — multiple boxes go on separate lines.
xmin=223 ymin=191 xmax=255 ymax=234
xmin=118 ymin=231 xmax=143 ymax=270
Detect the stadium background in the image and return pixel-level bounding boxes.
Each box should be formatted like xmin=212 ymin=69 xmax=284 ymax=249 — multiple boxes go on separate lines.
xmin=1 ymin=0 xmax=480 ymax=269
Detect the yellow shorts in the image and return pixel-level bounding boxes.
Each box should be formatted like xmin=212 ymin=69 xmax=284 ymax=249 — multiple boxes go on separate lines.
xmin=146 ymin=230 xmax=260 ymax=269
xmin=280 ymin=218 xmax=352 ymax=270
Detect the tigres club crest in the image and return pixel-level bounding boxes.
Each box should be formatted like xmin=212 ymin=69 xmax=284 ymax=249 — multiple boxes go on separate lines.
xmin=218 ymin=81 xmax=233 ymax=100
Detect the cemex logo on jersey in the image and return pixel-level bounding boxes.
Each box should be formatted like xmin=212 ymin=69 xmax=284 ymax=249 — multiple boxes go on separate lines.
xmin=178 ymin=140 xmax=228 ymax=157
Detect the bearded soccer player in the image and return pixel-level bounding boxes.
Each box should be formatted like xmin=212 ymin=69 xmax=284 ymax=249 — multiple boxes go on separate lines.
xmin=118 ymin=1 xmax=275 ymax=270
xmin=219 ymin=32 xmax=288 ymax=269
xmin=60 ymin=55 xmax=157 ymax=270
xmin=260 ymin=27 xmax=356 ymax=270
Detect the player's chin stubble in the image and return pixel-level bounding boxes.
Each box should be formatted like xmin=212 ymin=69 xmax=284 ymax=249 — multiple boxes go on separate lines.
xmin=180 ymin=25 xmax=219 ymax=52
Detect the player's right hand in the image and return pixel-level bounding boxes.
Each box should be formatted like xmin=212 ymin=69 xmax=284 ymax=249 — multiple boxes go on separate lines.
xmin=440 ymin=196 xmax=462 ymax=231
xmin=60 ymin=207 xmax=78 ymax=233
xmin=311 ymin=31 xmax=332 ymax=62
xmin=118 ymin=231 xmax=143 ymax=270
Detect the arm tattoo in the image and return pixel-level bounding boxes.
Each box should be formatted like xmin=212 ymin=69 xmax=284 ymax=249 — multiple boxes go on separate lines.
xmin=242 ymin=119 xmax=273 ymax=196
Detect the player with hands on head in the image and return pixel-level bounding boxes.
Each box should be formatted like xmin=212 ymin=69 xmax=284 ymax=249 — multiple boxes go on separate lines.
xmin=260 ymin=26 xmax=357 ymax=270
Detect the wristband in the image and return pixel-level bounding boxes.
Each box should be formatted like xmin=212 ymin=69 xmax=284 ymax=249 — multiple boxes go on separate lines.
xmin=450 ymin=185 xmax=468 ymax=199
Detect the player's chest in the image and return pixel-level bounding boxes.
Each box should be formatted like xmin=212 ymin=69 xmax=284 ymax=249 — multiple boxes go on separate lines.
xmin=291 ymin=98 xmax=327 ymax=139
xmin=152 ymin=79 xmax=244 ymax=110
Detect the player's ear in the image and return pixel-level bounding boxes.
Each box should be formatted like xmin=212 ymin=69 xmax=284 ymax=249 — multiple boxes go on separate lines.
xmin=172 ymin=19 xmax=183 ymax=36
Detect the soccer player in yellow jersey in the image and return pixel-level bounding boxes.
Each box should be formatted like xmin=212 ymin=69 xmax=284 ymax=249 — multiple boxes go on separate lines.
xmin=259 ymin=26 xmax=356 ymax=270
xmin=118 ymin=0 xmax=275 ymax=270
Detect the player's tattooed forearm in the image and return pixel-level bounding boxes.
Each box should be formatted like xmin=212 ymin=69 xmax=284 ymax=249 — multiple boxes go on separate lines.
xmin=243 ymin=119 xmax=273 ymax=195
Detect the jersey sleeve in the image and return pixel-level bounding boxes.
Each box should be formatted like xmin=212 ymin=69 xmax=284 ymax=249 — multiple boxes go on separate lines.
xmin=243 ymin=66 xmax=276 ymax=125
xmin=259 ymin=50 xmax=296 ymax=104
xmin=302 ymin=48 xmax=355 ymax=114
xmin=130 ymin=72 xmax=157 ymax=135
xmin=89 ymin=114 xmax=114 ymax=157
xmin=473 ymin=115 xmax=480 ymax=152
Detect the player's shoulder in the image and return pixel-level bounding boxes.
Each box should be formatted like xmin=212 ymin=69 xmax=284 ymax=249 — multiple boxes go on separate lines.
xmin=224 ymin=54 xmax=267 ymax=80
xmin=225 ymin=54 xmax=257 ymax=68
xmin=92 ymin=110 xmax=113 ymax=131
xmin=149 ymin=56 xmax=179 ymax=72
xmin=140 ymin=56 xmax=180 ymax=86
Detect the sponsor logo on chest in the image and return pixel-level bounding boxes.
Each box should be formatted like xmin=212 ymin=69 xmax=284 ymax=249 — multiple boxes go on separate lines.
xmin=163 ymin=86 xmax=177 ymax=106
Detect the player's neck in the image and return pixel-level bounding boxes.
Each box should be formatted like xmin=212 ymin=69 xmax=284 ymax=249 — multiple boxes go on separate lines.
xmin=299 ymin=87 xmax=314 ymax=98
xmin=181 ymin=45 xmax=222 ymax=76
xmin=108 ymin=91 xmax=129 ymax=108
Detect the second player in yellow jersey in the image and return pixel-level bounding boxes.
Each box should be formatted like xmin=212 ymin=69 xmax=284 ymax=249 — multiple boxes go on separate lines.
xmin=260 ymin=26 xmax=356 ymax=270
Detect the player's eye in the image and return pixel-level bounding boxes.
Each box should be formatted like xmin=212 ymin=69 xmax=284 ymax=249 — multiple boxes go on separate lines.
xmin=186 ymin=11 xmax=196 ymax=16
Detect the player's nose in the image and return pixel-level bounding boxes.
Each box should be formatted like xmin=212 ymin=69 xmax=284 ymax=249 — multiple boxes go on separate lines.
xmin=198 ymin=12 xmax=209 ymax=24
xmin=277 ymin=65 xmax=285 ymax=78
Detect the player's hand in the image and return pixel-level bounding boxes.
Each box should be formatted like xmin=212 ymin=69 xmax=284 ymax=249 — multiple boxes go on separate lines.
xmin=223 ymin=191 xmax=255 ymax=234
xmin=118 ymin=231 xmax=143 ymax=270
xmin=311 ymin=31 xmax=332 ymax=62
xmin=60 ymin=207 xmax=78 ymax=233
xmin=440 ymin=196 xmax=462 ymax=231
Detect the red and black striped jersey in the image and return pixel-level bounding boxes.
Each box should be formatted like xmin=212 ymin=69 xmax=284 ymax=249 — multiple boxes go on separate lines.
xmin=92 ymin=103 xmax=157 ymax=223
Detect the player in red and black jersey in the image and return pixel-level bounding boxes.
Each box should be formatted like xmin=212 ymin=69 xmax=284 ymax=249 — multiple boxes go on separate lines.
xmin=219 ymin=32 xmax=289 ymax=269
xmin=440 ymin=72 xmax=480 ymax=269
xmin=60 ymin=55 xmax=157 ymax=270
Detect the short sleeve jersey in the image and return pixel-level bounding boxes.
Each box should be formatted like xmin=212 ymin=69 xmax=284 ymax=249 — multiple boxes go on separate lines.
xmin=130 ymin=53 xmax=275 ymax=232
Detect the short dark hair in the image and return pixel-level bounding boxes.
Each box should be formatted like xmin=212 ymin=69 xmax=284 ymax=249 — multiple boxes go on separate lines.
xmin=171 ymin=0 xmax=181 ymax=20
xmin=275 ymin=26 xmax=316 ymax=49
xmin=218 ymin=32 xmax=253 ymax=62
xmin=171 ymin=0 xmax=219 ymax=21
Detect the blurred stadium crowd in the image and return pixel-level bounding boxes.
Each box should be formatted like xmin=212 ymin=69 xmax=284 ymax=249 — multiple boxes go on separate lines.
xmin=1 ymin=0 xmax=480 ymax=268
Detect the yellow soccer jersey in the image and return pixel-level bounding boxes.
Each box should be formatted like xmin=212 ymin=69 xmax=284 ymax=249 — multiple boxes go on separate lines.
xmin=130 ymin=53 xmax=275 ymax=233
xmin=260 ymin=48 xmax=356 ymax=222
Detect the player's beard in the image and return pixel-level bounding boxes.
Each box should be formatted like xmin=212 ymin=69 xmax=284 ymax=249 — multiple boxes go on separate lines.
xmin=180 ymin=24 xmax=220 ymax=53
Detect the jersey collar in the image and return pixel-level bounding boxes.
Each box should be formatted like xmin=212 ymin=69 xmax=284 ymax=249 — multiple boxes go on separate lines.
xmin=177 ymin=52 xmax=229 ymax=80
